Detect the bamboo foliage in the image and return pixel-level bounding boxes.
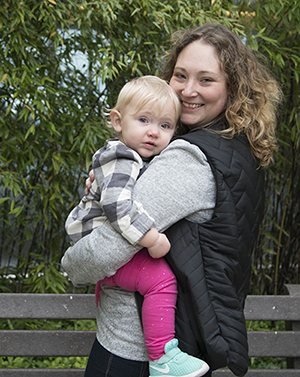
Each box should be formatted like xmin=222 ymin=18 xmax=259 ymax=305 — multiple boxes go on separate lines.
xmin=0 ymin=0 xmax=299 ymax=293
xmin=242 ymin=0 xmax=300 ymax=294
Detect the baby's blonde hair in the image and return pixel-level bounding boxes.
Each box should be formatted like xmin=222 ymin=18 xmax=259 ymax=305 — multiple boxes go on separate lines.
xmin=105 ymin=76 xmax=181 ymax=128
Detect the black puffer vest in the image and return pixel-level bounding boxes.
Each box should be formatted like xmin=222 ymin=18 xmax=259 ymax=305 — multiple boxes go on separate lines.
xmin=164 ymin=121 xmax=265 ymax=376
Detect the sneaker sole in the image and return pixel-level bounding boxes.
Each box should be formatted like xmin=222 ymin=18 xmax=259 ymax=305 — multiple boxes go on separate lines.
xmin=149 ymin=362 xmax=210 ymax=377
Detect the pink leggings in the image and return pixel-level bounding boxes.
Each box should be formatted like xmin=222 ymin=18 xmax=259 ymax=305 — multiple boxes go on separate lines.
xmin=95 ymin=248 xmax=177 ymax=360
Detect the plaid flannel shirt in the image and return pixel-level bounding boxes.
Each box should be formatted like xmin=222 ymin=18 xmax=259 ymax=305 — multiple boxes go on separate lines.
xmin=65 ymin=139 xmax=155 ymax=245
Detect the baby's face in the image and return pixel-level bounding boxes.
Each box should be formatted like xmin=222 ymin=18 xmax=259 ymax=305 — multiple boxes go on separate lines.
xmin=118 ymin=100 xmax=177 ymax=158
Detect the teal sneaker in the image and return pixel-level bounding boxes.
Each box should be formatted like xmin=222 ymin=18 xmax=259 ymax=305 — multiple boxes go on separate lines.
xmin=149 ymin=339 xmax=210 ymax=377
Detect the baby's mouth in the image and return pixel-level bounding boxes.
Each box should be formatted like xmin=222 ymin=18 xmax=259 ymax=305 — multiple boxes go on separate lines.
xmin=144 ymin=141 xmax=156 ymax=148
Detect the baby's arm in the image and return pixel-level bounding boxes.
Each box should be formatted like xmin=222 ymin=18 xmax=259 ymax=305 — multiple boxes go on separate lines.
xmin=94 ymin=141 xmax=168 ymax=254
xmin=84 ymin=169 xmax=170 ymax=258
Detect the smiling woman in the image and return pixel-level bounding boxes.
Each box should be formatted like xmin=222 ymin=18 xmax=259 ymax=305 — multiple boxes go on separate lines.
xmin=162 ymin=23 xmax=281 ymax=166
xmin=170 ymin=41 xmax=228 ymax=129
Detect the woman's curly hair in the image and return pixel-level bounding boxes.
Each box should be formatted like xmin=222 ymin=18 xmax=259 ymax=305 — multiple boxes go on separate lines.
xmin=161 ymin=22 xmax=282 ymax=167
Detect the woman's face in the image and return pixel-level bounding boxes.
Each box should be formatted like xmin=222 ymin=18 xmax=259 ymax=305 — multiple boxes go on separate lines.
xmin=169 ymin=40 xmax=228 ymax=130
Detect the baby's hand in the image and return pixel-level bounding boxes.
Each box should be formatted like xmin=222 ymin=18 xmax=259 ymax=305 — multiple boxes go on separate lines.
xmin=85 ymin=169 xmax=95 ymax=195
xmin=147 ymin=233 xmax=171 ymax=259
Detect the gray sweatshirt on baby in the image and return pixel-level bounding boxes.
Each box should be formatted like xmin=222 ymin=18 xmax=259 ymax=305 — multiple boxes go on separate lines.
xmin=61 ymin=139 xmax=216 ymax=361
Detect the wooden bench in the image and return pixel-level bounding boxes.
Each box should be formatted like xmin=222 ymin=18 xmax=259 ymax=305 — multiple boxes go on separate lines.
xmin=0 ymin=284 xmax=299 ymax=376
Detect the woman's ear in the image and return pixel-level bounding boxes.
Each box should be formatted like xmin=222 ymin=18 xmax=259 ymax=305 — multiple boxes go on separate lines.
xmin=110 ymin=110 xmax=122 ymax=133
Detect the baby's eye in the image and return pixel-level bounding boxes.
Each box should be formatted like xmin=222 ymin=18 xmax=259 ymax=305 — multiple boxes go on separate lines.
xmin=161 ymin=123 xmax=170 ymax=129
xmin=139 ymin=117 xmax=148 ymax=123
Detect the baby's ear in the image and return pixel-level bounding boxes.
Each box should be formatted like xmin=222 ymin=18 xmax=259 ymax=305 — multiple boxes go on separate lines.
xmin=110 ymin=110 xmax=122 ymax=133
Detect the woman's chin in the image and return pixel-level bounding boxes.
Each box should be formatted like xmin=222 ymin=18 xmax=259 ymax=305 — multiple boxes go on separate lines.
xmin=181 ymin=114 xmax=202 ymax=129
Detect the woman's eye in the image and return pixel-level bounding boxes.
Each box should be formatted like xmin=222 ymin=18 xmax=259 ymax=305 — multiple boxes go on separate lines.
xmin=173 ymin=72 xmax=185 ymax=80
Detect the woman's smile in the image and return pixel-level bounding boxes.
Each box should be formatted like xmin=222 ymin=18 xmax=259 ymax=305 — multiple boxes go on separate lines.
xmin=182 ymin=101 xmax=204 ymax=109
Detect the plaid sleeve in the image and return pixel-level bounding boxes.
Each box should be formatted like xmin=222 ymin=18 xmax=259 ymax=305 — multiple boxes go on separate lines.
xmin=93 ymin=140 xmax=155 ymax=244
xmin=65 ymin=175 xmax=106 ymax=244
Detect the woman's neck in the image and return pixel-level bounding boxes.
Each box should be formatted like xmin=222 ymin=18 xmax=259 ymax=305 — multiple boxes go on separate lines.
xmin=187 ymin=113 xmax=226 ymax=134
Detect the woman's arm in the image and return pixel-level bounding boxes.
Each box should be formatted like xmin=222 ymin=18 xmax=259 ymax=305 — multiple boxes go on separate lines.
xmin=61 ymin=139 xmax=216 ymax=286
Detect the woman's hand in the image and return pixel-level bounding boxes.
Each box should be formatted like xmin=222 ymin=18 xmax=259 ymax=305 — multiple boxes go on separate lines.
xmin=85 ymin=169 xmax=95 ymax=195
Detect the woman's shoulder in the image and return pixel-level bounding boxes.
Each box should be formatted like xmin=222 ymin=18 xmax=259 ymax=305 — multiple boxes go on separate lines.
xmin=162 ymin=138 xmax=209 ymax=165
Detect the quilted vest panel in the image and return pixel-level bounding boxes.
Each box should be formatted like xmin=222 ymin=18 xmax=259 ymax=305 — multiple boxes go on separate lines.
xmin=164 ymin=122 xmax=265 ymax=376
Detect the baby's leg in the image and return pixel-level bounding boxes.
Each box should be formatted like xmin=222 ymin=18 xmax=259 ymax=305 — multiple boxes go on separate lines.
xmin=100 ymin=248 xmax=177 ymax=361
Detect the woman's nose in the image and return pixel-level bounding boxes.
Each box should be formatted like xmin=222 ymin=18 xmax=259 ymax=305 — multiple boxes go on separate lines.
xmin=181 ymin=79 xmax=198 ymax=97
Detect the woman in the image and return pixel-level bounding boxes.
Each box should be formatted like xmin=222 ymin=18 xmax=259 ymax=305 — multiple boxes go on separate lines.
xmin=61 ymin=23 xmax=282 ymax=377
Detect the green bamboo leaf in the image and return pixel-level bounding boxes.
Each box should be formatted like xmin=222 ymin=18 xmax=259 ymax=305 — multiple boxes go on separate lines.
xmin=8 ymin=207 xmax=23 ymax=217
xmin=0 ymin=73 xmax=8 ymax=84
xmin=0 ymin=197 xmax=10 ymax=205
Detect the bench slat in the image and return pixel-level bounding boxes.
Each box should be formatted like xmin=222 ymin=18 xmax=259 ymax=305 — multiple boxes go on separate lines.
xmin=244 ymin=295 xmax=300 ymax=321
xmin=0 ymin=331 xmax=95 ymax=357
xmin=1 ymin=330 xmax=300 ymax=358
xmin=1 ymin=294 xmax=300 ymax=321
xmin=0 ymin=294 xmax=96 ymax=319
xmin=213 ymin=370 xmax=300 ymax=376
xmin=1 ymin=292 xmax=300 ymax=376
xmin=0 ymin=370 xmax=85 ymax=376
xmin=248 ymin=331 xmax=300 ymax=357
